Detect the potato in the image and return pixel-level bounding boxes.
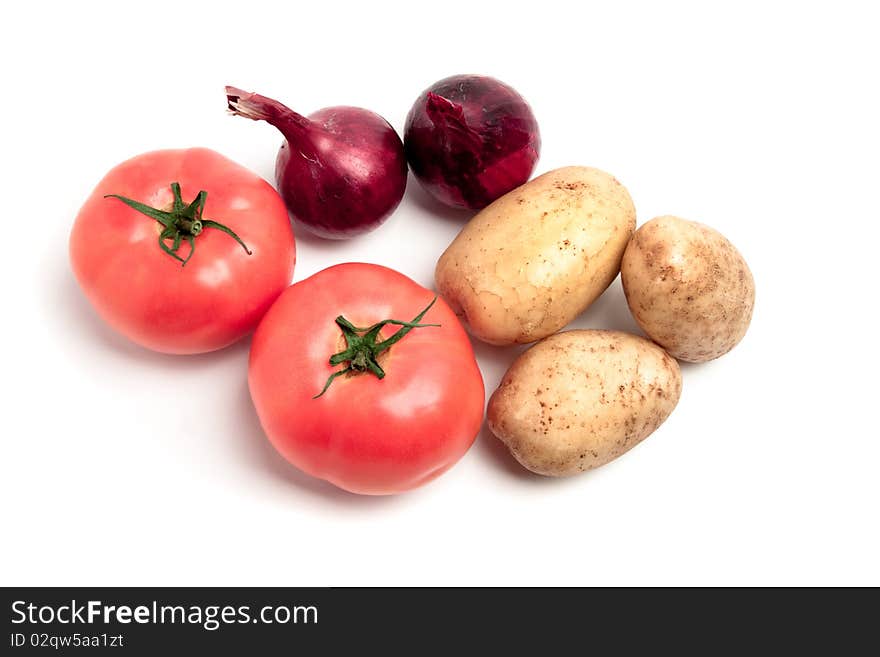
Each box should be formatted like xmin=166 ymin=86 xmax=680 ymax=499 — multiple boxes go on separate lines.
xmin=487 ymin=330 xmax=681 ymax=476
xmin=435 ymin=166 xmax=636 ymax=345
xmin=620 ymin=215 xmax=755 ymax=362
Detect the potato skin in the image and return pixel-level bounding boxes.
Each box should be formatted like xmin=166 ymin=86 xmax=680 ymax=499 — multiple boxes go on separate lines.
xmin=435 ymin=166 xmax=636 ymax=345
xmin=621 ymin=216 xmax=755 ymax=362
xmin=487 ymin=330 xmax=681 ymax=476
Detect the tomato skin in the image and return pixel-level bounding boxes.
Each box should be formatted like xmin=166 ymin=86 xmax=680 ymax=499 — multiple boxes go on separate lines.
xmin=248 ymin=263 xmax=485 ymax=495
xmin=69 ymin=148 xmax=296 ymax=354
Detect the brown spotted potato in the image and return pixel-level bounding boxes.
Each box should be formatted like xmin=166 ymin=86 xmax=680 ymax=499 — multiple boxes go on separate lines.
xmin=621 ymin=216 xmax=755 ymax=362
xmin=435 ymin=166 xmax=636 ymax=345
xmin=487 ymin=330 xmax=681 ymax=476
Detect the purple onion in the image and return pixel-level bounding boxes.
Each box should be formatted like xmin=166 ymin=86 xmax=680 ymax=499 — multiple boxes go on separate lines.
xmin=226 ymin=86 xmax=407 ymax=239
xmin=404 ymin=74 xmax=541 ymax=211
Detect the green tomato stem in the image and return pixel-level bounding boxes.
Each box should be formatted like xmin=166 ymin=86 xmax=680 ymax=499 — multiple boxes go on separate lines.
xmin=313 ymin=297 xmax=440 ymax=399
xmin=104 ymin=182 xmax=252 ymax=266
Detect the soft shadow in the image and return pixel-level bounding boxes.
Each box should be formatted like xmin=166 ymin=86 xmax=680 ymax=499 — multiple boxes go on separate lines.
xmin=232 ymin=380 xmax=403 ymax=508
xmin=288 ymin=219 xmax=359 ymax=250
xmin=474 ymin=422 xmax=540 ymax=480
xmin=677 ymin=359 xmax=718 ymax=375
xmin=570 ymin=278 xmax=643 ymax=335
xmin=404 ymin=172 xmax=474 ymax=224
xmin=469 ymin=337 xmax=528 ymax=374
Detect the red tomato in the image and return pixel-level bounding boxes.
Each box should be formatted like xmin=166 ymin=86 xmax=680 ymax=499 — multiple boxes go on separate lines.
xmin=70 ymin=148 xmax=295 ymax=354
xmin=248 ymin=263 xmax=485 ymax=495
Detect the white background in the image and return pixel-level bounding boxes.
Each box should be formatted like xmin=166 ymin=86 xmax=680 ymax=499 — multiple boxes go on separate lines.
xmin=2 ymin=1 xmax=878 ymax=586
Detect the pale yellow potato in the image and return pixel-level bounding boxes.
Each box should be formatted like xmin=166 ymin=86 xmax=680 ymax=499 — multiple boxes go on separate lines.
xmin=487 ymin=330 xmax=681 ymax=476
xmin=435 ymin=166 xmax=636 ymax=345
xmin=621 ymin=216 xmax=755 ymax=363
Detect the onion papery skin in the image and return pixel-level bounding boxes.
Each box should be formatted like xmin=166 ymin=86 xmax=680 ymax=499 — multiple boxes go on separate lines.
xmin=404 ymin=74 xmax=540 ymax=211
